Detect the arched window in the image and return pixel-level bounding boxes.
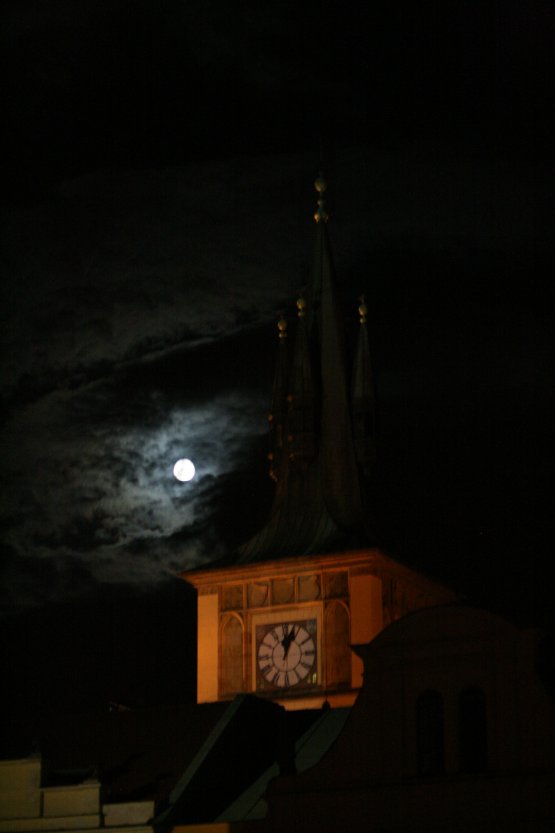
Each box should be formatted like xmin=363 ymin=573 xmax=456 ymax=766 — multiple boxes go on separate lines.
xmin=416 ymin=690 xmax=445 ymax=776
xmin=324 ymin=601 xmax=351 ymax=689
xmin=458 ymin=686 xmax=488 ymax=772
xmin=220 ymin=615 xmax=244 ymax=696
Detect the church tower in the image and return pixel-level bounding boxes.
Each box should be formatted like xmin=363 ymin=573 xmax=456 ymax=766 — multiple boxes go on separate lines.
xmin=181 ymin=176 xmax=453 ymax=710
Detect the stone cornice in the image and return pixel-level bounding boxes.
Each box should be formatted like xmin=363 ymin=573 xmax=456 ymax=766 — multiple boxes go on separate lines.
xmin=180 ymin=547 xmax=454 ymax=601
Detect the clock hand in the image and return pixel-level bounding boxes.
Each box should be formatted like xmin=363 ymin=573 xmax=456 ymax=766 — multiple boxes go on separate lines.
xmin=282 ymin=626 xmax=297 ymax=660
xmin=281 ymin=631 xmax=290 ymax=658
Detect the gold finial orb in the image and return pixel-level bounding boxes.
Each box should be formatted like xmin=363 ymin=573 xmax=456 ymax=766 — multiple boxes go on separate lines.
xmin=358 ymin=294 xmax=368 ymax=324
xmin=277 ymin=316 xmax=287 ymax=339
xmin=313 ymin=173 xmax=329 ymax=223
xmin=296 ymin=296 xmax=306 ymax=318
xmin=314 ymin=174 xmax=327 ymax=194
xmin=314 ymin=199 xmax=329 ymax=223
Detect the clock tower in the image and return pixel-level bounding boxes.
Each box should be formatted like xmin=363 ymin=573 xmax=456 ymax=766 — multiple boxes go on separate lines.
xmin=181 ymin=175 xmax=453 ymax=710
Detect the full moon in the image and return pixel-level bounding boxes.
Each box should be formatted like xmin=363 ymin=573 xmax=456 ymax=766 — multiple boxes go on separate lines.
xmin=173 ymin=458 xmax=196 ymax=482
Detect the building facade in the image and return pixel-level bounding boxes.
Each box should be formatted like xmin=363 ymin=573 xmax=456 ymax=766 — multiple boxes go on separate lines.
xmin=266 ymin=606 xmax=555 ymax=833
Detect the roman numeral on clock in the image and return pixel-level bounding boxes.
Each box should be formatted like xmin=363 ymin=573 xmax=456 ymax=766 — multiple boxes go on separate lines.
xmin=263 ymin=667 xmax=276 ymax=683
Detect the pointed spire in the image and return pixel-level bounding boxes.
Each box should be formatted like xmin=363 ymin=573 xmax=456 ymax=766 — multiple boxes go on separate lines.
xmin=352 ymin=295 xmax=376 ymax=479
xmin=312 ymin=175 xmax=363 ymax=530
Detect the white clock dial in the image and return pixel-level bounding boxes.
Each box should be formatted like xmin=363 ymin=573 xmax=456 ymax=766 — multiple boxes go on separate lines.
xmin=257 ymin=621 xmax=316 ymax=689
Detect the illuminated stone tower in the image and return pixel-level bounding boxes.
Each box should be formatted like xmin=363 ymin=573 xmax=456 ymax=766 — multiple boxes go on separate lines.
xmin=182 ymin=176 xmax=453 ymax=710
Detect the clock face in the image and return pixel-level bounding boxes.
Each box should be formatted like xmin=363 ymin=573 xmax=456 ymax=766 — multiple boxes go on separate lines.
xmin=256 ymin=619 xmax=317 ymax=689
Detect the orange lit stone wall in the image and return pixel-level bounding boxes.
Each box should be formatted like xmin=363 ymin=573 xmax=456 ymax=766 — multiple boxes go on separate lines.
xmin=197 ymin=590 xmax=219 ymax=703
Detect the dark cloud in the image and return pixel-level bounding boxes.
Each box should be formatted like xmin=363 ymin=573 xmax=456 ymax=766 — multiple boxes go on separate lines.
xmin=1 ymin=160 xmax=307 ymax=401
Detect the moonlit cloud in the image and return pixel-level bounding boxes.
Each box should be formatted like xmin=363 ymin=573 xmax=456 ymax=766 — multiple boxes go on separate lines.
xmin=1 ymin=156 xmax=307 ymax=610
xmin=0 ymin=375 xmax=265 ymax=594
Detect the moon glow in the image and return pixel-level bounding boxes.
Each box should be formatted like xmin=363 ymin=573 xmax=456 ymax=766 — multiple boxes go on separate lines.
xmin=173 ymin=458 xmax=196 ymax=482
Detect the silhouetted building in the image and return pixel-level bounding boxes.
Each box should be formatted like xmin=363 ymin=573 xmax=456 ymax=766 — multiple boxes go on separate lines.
xmin=266 ymin=606 xmax=555 ymax=833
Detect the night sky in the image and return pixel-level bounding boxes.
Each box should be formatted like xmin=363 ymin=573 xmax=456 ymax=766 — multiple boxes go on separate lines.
xmin=1 ymin=1 xmax=553 ymax=719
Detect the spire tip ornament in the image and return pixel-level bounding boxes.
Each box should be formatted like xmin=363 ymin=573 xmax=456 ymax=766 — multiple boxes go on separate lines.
xmin=314 ymin=173 xmax=327 ymax=194
xmin=314 ymin=172 xmax=329 ymax=223
xmin=358 ymin=295 xmax=368 ymax=325
xmin=277 ymin=316 xmax=288 ymax=339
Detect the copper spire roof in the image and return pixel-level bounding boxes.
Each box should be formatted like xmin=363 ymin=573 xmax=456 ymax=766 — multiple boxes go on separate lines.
xmin=237 ymin=176 xmax=375 ymax=563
